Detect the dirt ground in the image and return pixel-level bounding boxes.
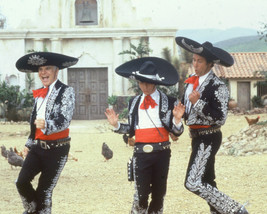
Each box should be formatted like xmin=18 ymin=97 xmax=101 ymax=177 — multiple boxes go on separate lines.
xmin=0 ymin=113 xmax=267 ymax=214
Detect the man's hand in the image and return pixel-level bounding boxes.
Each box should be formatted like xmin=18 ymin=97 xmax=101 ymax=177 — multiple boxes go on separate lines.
xmin=188 ymin=90 xmax=200 ymax=105
xmin=105 ymin=108 xmax=119 ymax=128
xmin=173 ymin=102 xmax=185 ymax=125
xmin=23 ymin=147 xmax=29 ymax=157
xmin=34 ymin=118 xmax=45 ymax=129
xmin=169 ymin=133 xmax=179 ymax=142
xmin=128 ymin=137 xmax=135 ymax=146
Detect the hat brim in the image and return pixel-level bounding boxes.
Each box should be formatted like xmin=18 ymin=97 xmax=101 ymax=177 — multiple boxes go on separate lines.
xmin=175 ymin=37 xmax=234 ymax=67
xmin=115 ymin=57 xmax=179 ymax=86
xmin=16 ymin=52 xmax=79 ymax=72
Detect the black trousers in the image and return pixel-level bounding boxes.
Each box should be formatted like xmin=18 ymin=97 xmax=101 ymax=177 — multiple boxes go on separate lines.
xmin=131 ymin=149 xmax=171 ymax=214
xmin=16 ymin=144 xmax=70 ymax=214
xmin=184 ymin=131 xmax=242 ymax=214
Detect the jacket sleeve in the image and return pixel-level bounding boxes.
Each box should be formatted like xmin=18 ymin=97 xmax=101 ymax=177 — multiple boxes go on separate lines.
xmin=114 ymin=97 xmax=135 ymax=135
xmin=45 ymin=86 xmax=75 ymax=135
xmin=171 ymin=122 xmax=184 ymax=136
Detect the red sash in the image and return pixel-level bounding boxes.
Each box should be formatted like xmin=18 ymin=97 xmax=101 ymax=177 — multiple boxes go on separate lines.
xmin=135 ymin=128 xmax=169 ymax=143
xmin=189 ymin=125 xmax=211 ymax=129
xmin=35 ymin=128 xmax=69 ymax=140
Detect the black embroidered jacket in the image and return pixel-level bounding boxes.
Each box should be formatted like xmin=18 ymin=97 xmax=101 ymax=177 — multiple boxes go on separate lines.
xmin=115 ymin=90 xmax=184 ymax=138
xmin=26 ymin=80 xmax=75 ymax=148
xmin=181 ymin=71 xmax=229 ymax=126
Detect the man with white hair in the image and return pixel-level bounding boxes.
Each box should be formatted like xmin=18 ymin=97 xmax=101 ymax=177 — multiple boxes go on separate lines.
xmin=15 ymin=52 xmax=78 ymax=214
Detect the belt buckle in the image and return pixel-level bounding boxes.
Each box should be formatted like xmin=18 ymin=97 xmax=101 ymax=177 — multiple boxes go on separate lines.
xmin=40 ymin=141 xmax=47 ymax=149
xmin=143 ymin=145 xmax=153 ymax=153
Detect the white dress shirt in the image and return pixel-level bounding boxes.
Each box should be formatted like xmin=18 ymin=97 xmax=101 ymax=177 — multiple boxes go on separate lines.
xmin=185 ymin=71 xmax=211 ymax=114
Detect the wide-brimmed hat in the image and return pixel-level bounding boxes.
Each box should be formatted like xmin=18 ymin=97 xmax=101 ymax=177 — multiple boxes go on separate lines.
xmin=16 ymin=52 xmax=79 ymax=72
xmin=115 ymin=57 xmax=179 ymax=86
xmin=175 ymin=36 xmax=234 ymax=67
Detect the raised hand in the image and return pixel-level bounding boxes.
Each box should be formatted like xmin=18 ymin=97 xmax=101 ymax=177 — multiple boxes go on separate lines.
xmin=173 ymin=102 xmax=185 ymax=124
xmin=105 ymin=108 xmax=119 ymax=128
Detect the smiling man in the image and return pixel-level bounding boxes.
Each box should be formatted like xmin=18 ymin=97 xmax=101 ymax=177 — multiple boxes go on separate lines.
xmin=15 ymin=52 xmax=78 ymax=214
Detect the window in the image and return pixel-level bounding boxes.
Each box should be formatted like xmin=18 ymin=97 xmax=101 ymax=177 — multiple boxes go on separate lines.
xmin=75 ymin=0 xmax=98 ymax=26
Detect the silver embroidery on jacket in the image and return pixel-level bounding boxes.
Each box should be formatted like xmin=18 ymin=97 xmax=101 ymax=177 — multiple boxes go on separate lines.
xmin=45 ymin=86 xmax=75 ymax=135
xmin=187 ymin=71 xmax=229 ymax=126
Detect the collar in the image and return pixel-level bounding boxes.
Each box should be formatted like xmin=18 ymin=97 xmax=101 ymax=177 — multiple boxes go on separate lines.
xmin=46 ymin=79 xmax=58 ymax=96
xmin=141 ymin=89 xmax=159 ymax=100
xmin=197 ymin=70 xmax=211 ymax=86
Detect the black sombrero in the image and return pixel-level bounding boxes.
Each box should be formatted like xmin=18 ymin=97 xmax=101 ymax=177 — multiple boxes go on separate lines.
xmin=115 ymin=57 xmax=179 ymax=86
xmin=16 ymin=52 xmax=79 ymax=72
xmin=175 ymin=36 xmax=234 ymax=67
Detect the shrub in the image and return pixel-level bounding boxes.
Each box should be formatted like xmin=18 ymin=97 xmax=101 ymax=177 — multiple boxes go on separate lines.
xmin=251 ymin=95 xmax=263 ymax=108
xmin=0 ymin=82 xmax=33 ymax=121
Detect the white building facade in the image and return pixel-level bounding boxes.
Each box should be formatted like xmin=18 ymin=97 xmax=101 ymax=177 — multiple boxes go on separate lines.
xmin=0 ymin=0 xmax=180 ymax=119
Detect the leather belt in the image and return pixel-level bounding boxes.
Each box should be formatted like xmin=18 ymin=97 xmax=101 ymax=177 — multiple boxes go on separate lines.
xmin=36 ymin=137 xmax=71 ymax=150
xmin=134 ymin=141 xmax=170 ymax=153
xmin=189 ymin=126 xmax=221 ymax=138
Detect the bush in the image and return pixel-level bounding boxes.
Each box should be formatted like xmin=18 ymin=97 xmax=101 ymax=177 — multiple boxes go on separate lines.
xmin=251 ymin=95 xmax=263 ymax=108
xmin=0 ymin=82 xmax=33 ymax=121
xmin=251 ymin=96 xmax=263 ymax=108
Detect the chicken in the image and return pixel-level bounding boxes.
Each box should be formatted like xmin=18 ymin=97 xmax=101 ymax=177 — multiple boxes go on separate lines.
xmin=245 ymin=116 xmax=260 ymax=126
xmin=101 ymin=142 xmax=113 ymax=161
xmin=68 ymin=152 xmax=78 ymax=161
xmin=7 ymin=147 xmax=24 ymax=169
xmin=14 ymin=146 xmax=24 ymax=159
xmin=1 ymin=145 xmax=7 ymax=159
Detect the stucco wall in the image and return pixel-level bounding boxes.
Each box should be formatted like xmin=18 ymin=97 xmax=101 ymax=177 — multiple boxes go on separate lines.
xmin=0 ymin=0 xmax=180 ymax=95
xmin=229 ymin=79 xmax=258 ymax=100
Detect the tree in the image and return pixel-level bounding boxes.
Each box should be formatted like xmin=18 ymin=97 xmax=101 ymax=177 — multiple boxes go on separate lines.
xmin=257 ymin=23 xmax=267 ymax=97
xmin=258 ymin=22 xmax=267 ymax=42
xmin=161 ymin=47 xmax=192 ymax=99
xmin=119 ymin=37 xmax=152 ymax=59
xmin=119 ymin=38 xmax=152 ymax=95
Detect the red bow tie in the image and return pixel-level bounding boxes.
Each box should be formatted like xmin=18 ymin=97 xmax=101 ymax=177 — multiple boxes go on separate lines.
xmin=32 ymin=87 xmax=49 ymax=98
xmin=184 ymin=76 xmax=199 ymax=90
xmin=140 ymin=95 xmax=158 ymax=110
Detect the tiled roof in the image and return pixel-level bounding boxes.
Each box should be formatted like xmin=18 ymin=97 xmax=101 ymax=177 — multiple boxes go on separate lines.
xmin=188 ymin=52 xmax=267 ymax=79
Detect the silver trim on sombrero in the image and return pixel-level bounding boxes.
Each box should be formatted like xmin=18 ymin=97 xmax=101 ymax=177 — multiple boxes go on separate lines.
xmin=62 ymin=61 xmax=78 ymax=67
xmin=182 ymin=39 xmax=203 ymax=54
xmin=27 ymin=55 xmax=47 ymax=66
xmin=132 ymin=71 xmax=165 ymax=81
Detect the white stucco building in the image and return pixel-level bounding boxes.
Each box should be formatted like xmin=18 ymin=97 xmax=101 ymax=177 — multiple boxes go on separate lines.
xmin=0 ymin=0 xmax=180 ymax=119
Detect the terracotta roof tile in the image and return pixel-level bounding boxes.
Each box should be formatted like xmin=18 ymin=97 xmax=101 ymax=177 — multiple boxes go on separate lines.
xmin=188 ymin=52 xmax=267 ymax=79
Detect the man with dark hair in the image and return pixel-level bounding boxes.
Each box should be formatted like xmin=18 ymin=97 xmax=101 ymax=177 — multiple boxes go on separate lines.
xmin=176 ymin=37 xmax=249 ymax=214
xmin=105 ymin=57 xmax=185 ymax=214
xmin=15 ymin=52 xmax=78 ymax=214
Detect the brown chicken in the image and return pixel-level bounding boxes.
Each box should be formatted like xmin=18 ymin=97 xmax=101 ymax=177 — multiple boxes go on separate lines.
xmin=245 ymin=116 xmax=260 ymax=126
xmin=14 ymin=146 xmax=24 ymax=159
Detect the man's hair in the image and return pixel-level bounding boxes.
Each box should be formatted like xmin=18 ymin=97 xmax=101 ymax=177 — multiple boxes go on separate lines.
xmin=53 ymin=66 xmax=59 ymax=71
xmin=204 ymin=57 xmax=214 ymax=67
